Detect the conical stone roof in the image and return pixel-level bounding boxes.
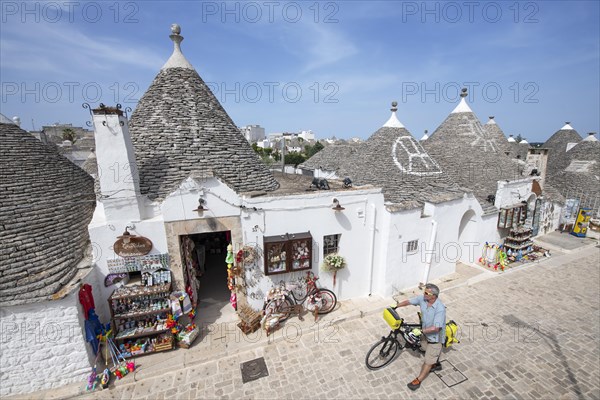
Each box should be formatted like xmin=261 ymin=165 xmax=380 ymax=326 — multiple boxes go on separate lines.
xmin=330 ymin=103 xmax=464 ymax=210
xmin=0 ymin=122 xmax=96 ymax=306
xmin=422 ymin=90 xmax=526 ymax=213
xmin=543 ymin=123 xmax=583 ymax=176
xmin=547 ymin=137 xmax=600 ymax=208
xmin=129 ymin=25 xmax=279 ymax=201
xmin=483 ymin=116 xmax=510 ymax=155
xmin=300 ymin=143 xmax=360 ymax=172
xmin=507 ymin=141 xmax=530 ymax=161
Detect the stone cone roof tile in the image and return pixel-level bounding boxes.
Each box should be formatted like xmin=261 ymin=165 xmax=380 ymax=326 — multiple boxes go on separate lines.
xmin=546 ymin=139 xmax=600 ymax=207
xmin=422 ymin=110 xmax=526 ymax=211
xmin=129 ymin=67 xmax=279 ymax=201
xmin=338 ymin=126 xmax=465 ymax=209
xmin=543 ymin=127 xmax=583 ymax=175
xmin=300 ymin=144 xmax=360 ymax=172
xmin=0 ymin=123 xmax=96 ymax=306
xmin=483 ymin=118 xmax=510 ymax=155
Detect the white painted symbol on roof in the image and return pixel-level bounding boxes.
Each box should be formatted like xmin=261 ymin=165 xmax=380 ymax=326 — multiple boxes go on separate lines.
xmin=392 ymin=136 xmax=443 ymax=176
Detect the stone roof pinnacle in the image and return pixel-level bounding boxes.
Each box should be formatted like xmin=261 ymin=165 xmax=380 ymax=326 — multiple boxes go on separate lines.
xmin=161 ymin=23 xmax=194 ymax=70
xmin=383 ymin=101 xmax=405 ymax=128
xmin=451 ymin=88 xmax=473 ymax=113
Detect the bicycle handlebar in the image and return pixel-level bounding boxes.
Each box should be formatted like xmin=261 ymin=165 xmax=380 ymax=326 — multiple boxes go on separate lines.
xmin=305 ymin=271 xmax=318 ymax=282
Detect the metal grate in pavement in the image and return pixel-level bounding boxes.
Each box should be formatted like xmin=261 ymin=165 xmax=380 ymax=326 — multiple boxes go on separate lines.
xmin=240 ymin=357 xmax=269 ymax=384
xmin=434 ymin=359 xmax=468 ymax=388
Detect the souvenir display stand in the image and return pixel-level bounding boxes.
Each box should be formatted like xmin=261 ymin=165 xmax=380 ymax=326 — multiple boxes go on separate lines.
xmin=109 ymin=278 xmax=174 ymax=357
xmin=503 ymin=226 xmax=533 ymax=261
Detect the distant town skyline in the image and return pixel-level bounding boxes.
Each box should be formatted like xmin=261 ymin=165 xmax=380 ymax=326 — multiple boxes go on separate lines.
xmin=1 ymin=1 xmax=598 ymax=142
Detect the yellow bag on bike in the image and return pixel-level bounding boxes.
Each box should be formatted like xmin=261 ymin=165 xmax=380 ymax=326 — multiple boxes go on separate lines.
xmin=417 ymin=311 xmax=460 ymax=347
xmin=383 ymin=307 xmax=403 ymax=330
xmin=444 ymin=320 xmax=459 ymax=347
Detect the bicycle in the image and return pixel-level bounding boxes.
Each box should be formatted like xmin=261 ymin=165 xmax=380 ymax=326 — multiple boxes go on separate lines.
xmin=365 ymin=307 xmax=423 ymax=370
xmin=263 ymin=271 xmax=337 ymax=323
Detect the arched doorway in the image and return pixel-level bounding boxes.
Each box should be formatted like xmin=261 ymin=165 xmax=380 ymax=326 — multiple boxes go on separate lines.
xmin=458 ymin=209 xmax=478 ymax=263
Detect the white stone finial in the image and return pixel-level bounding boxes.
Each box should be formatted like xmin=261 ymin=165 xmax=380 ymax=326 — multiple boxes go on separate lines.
xmin=161 ymin=23 xmax=194 ymax=70
xmin=383 ymin=101 xmax=405 ymax=128
xmin=12 ymin=116 xmax=21 ymax=127
xmin=561 ymin=122 xmax=574 ymax=130
xmin=421 ymin=129 xmax=429 ymax=141
xmin=451 ymin=88 xmax=473 ymax=113
xmin=487 ymin=116 xmax=496 ymax=125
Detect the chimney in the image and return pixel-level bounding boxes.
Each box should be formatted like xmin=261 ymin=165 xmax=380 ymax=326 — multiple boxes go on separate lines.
xmin=91 ymin=104 xmax=144 ymax=221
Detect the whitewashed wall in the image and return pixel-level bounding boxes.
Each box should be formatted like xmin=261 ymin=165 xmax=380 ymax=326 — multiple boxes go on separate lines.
xmin=0 ymin=292 xmax=91 ymax=397
xmin=495 ymin=179 xmax=533 ymax=209
xmin=88 ymin=201 xmax=169 ymax=322
xmin=374 ymin=196 xmax=479 ymax=297
xmin=241 ymin=188 xmax=384 ymax=309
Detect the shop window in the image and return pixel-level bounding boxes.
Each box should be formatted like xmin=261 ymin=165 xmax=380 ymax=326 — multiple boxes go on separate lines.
xmin=264 ymin=232 xmax=312 ymax=276
xmin=323 ymin=234 xmax=341 ymax=256
xmin=406 ymin=240 xmax=419 ymax=254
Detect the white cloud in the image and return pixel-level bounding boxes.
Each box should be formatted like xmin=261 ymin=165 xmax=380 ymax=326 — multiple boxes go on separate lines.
xmin=0 ymin=22 xmax=164 ymax=77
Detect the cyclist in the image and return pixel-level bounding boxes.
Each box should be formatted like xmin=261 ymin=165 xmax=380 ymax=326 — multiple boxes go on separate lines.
xmin=395 ymin=283 xmax=446 ymax=391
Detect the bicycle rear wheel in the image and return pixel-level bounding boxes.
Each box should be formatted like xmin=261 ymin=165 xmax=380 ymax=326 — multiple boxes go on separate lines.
xmin=365 ymin=337 xmax=400 ymax=370
xmin=264 ymin=295 xmax=295 ymax=322
xmin=316 ymin=289 xmax=337 ymax=314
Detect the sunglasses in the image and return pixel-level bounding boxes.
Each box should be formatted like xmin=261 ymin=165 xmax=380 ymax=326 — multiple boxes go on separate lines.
xmin=424 ymin=290 xmax=434 ymax=296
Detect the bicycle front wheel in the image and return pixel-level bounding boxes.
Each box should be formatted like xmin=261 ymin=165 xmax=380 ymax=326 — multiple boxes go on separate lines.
xmin=316 ymin=289 xmax=337 ymax=314
xmin=365 ymin=337 xmax=400 ymax=370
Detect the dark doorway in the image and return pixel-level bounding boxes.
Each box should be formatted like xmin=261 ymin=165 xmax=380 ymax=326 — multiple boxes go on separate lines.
xmin=179 ymin=231 xmax=236 ymax=323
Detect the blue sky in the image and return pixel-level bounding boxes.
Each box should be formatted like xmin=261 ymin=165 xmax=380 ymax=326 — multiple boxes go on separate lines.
xmin=1 ymin=1 xmax=599 ymax=142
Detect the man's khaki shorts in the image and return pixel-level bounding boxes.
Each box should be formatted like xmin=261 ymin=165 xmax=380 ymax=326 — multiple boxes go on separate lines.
xmin=420 ymin=340 xmax=442 ymax=365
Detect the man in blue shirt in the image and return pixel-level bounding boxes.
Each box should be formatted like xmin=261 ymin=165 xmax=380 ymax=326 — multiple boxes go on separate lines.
xmin=395 ymin=283 xmax=446 ymax=391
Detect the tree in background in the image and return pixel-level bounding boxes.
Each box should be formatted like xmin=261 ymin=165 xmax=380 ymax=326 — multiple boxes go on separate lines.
xmin=284 ymin=152 xmax=305 ymax=167
xmin=305 ymin=141 xmax=324 ymax=158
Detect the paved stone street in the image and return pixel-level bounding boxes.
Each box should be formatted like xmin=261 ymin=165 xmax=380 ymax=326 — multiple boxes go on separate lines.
xmin=27 ymin=243 xmax=600 ymax=400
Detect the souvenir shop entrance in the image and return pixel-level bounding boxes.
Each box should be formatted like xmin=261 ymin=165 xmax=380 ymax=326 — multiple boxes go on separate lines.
xmin=179 ymin=231 xmax=237 ymax=323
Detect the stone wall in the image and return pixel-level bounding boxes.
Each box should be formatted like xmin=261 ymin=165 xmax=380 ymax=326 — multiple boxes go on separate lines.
xmin=0 ymin=291 xmax=91 ymax=396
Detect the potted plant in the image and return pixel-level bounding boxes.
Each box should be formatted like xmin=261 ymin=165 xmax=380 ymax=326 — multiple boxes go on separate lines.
xmin=321 ymin=254 xmax=346 ymax=286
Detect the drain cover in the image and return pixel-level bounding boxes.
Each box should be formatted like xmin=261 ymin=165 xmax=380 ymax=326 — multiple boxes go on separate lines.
xmin=240 ymin=357 xmax=269 ymax=383
xmin=434 ymin=360 xmax=468 ymax=388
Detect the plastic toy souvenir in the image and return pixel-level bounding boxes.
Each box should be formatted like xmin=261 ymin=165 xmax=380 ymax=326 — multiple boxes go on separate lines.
xmin=86 ymin=368 xmax=98 ymax=391
xmin=101 ymin=368 xmax=111 ymax=389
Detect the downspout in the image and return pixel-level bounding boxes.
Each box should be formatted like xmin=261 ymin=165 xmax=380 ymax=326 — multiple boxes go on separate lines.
xmin=368 ymin=203 xmax=377 ymax=296
xmin=422 ymin=220 xmax=438 ymax=285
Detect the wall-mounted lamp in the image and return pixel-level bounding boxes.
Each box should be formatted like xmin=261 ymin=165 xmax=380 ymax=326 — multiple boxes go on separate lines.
xmin=117 ymin=226 xmax=135 ymax=244
xmin=332 ymin=198 xmax=345 ymax=211
xmin=193 ymin=198 xmax=208 ymax=212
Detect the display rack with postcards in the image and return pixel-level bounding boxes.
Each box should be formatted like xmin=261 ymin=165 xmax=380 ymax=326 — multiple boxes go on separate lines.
xmin=108 ymin=266 xmax=174 ymax=357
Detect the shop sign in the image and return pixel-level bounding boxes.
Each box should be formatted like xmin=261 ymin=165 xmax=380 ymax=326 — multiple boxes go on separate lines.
xmin=114 ymin=235 xmax=153 ymax=257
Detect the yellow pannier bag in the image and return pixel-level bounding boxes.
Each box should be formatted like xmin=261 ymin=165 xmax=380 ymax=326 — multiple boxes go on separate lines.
xmin=445 ymin=320 xmax=459 ymax=347
xmin=383 ymin=307 xmax=403 ymax=330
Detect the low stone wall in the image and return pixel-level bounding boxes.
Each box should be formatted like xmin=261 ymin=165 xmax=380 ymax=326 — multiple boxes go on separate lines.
xmin=0 ymin=292 xmax=91 ymax=396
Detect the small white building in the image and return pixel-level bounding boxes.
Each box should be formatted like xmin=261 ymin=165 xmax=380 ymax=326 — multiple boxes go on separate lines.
xmin=239 ymin=124 xmax=266 ymax=143
xmin=298 ymin=130 xmax=315 ymax=141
